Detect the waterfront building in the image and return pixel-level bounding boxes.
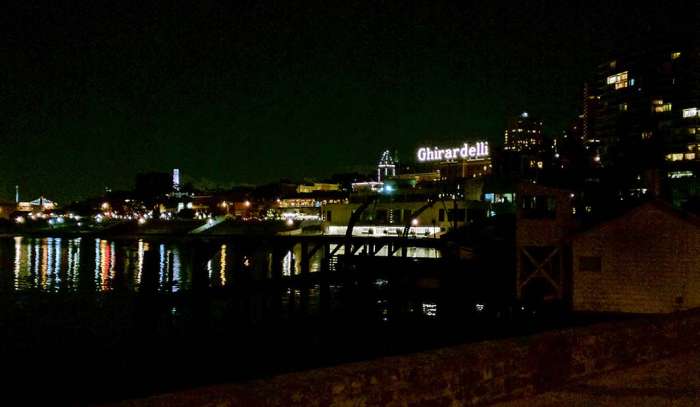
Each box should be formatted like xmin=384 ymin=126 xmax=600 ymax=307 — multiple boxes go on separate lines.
xmin=323 ymin=199 xmax=475 ymax=238
xmin=226 ymin=200 xmax=253 ymax=218
xmin=296 ymin=182 xmax=341 ymax=193
xmin=514 ymin=178 xmax=700 ymax=313
xmin=17 ymin=197 xmax=57 ymax=213
xmin=411 ymin=140 xmax=492 ymax=183
xmin=351 ymin=181 xmax=384 ymax=193
xmin=322 ymin=140 xmax=494 ymax=237
xmin=572 ymin=201 xmax=700 ymax=313
xmin=154 ymin=194 xmax=223 ymax=219
xmin=276 ymin=191 xmax=346 ymax=221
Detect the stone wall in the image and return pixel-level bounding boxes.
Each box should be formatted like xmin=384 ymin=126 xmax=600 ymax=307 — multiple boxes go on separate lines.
xmin=119 ymin=309 xmax=700 ymax=407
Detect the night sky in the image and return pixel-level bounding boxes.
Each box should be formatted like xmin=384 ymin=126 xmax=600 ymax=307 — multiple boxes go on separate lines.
xmin=2 ymin=1 xmax=697 ymax=202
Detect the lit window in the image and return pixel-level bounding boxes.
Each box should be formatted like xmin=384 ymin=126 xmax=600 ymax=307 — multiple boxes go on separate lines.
xmin=641 ymin=131 xmax=652 ymax=140
xmin=609 ymin=60 xmax=617 ymax=69
xmin=606 ymin=71 xmax=629 ymax=89
xmin=619 ymin=103 xmax=628 ymax=112
xmin=671 ymin=52 xmax=681 ymax=60
xmin=666 ymin=153 xmax=684 ymax=161
xmin=682 ymin=108 xmax=698 ymax=118
xmin=653 ymin=101 xmax=672 ymax=113
xmin=685 ymin=153 xmax=696 ymax=160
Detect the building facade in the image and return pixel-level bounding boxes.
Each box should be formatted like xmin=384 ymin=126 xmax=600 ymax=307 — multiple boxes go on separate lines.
xmin=323 ymin=199 xmax=476 ymax=238
xmin=504 ymin=112 xmax=544 ymax=152
xmin=572 ymin=202 xmax=700 ymax=313
xmin=296 ymin=183 xmax=341 ymax=193
xmin=593 ymin=43 xmax=700 ymax=202
xmin=17 ymin=197 xmax=57 ymax=213
xmin=412 ymin=141 xmax=492 ymax=183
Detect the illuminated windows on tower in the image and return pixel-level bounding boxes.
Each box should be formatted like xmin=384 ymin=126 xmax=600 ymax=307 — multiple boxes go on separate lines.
xmin=503 ymin=112 xmax=544 ymax=152
xmin=606 ymin=71 xmax=634 ymax=90
xmin=172 ymin=169 xmax=180 ymax=192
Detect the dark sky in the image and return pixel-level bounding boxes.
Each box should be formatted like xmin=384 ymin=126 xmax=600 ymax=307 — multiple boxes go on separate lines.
xmin=2 ymin=1 xmax=697 ymax=202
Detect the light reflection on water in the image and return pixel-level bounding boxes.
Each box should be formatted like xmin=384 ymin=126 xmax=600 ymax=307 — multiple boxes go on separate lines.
xmin=6 ymin=237 xmax=199 ymax=293
xmin=220 ymin=244 xmax=227 ymax=286
xmin=137 ymin=239 xmax=145 ymax=285
xmin=282 ymin=250 xmax=294 ymax=276
xmin=2 ymin=237 xmax=445 ymax=321
xmin=6 ymin=237 xmax=301 ymax=293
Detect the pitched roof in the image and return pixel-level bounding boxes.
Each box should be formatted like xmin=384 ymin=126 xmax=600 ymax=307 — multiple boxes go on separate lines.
xmin=572 ymin=199 xmax=700 ymax=239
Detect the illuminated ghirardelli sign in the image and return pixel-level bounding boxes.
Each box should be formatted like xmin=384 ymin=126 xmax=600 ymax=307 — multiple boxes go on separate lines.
xmin=417 ymin=141 xmax=489 ymax=162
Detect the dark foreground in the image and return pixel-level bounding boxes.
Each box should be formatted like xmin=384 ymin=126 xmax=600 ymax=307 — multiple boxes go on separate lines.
xmin=495 ymin=350 xmax=700 ymax=406
xmin=109 ymin=309 xmax=700 ymax=407
xmin=0 ymin=235 xmax=593 ymax=405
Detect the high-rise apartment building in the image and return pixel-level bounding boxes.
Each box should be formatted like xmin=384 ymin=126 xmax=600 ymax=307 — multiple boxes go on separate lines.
xmin=592 ymin=41 xmax=699 ymax=201
xmin=504 ymin=112 xmax=544 ymax=152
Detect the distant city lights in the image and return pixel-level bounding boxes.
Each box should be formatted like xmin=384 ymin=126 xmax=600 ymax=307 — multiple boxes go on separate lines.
xmin=421 ymin=303 xmax=438 ymax=318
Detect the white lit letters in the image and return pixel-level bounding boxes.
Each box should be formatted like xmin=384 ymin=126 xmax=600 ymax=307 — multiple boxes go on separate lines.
xmin=417 ymin=141 xmax=489 ymax=162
